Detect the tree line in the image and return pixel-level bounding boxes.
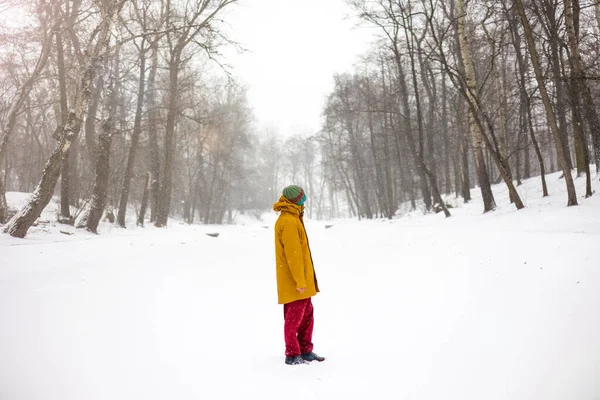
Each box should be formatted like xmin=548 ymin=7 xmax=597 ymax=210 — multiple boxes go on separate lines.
xmin=2 ymin=0 xmax=600 ymax=237
xmin=312 ymin=0 xmax=599 ymax=219
xmin=0 ymin=0 xmax=266 ymax=237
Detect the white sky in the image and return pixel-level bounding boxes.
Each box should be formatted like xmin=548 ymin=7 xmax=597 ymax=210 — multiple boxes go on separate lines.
xmin=222 ymin=0 xmax=376 ymax=137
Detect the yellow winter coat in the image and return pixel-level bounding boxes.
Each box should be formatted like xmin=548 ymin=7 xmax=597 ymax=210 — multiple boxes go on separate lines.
xmin=273 ymin=196 xmax=319 ymax=304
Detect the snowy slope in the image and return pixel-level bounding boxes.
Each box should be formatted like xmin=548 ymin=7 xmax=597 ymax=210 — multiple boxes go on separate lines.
xmin=1 ymin=172 xmax=599 ymax=400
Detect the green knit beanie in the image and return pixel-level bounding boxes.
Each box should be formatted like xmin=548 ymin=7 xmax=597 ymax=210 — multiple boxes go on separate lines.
xmin=282 ymin=185 xmax=306 ymax=205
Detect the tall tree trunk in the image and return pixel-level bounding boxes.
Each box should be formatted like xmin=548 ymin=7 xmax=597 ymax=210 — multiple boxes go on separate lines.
xmin=380 ymin=65 xmax=396 ymax=218
xmin=348 ymin=125 xmax=373 ymax=219
xmin=117 ymin=41 xmax=147 ymax=227
xmin=155 ymin=53 xmax=181 ymax=227
xmin=56 ymin=23 xmax=72 ymax=219
xmin=3 ymin=0 xmax=122 ymax=238
xmin=515 ymin=0 xmax=577 ymax=206
xmin=392 ymin=48 xmax=432 ymax=211
xmin=366 ymin=78 xmax=387 ymax=216
xmin=459 ymin=99 xmax=471 ymax=202
xmin=387 ymin=102 xmax=409 ymax=210
xmin=571 ymin=89 xmax=587 ymax=177
xmin=564 ymin=0 xmax=593 ymax=196
xmin=441 ymin=70 xmax=452 ymax=195
xmin=146 ymin=39 xmax=161 ymax=222
xmin=457 ymin=0 xmax=496 ymax=212
xmin=0 ymin=177 xmax=7 ymax=224
xmin=80 ymin=47 xmax=121 ymax=233
xmin=84 ymin=74 xmax=102 ymax=166
xmin=515 ymin=96 xmax=523 ymax=186
xmin=505 ymin=2 xmax=547 ymax=195
xmin=413 ymin=30 xmax=450 ymax=217
xmin=545 ymin=2 xmax=574 ymax=170
xmin=137 ymin=172 xmax=151 ymax=226
xmin=481 ymin=19 xmax=514 ymax=187
xmin=569 ymin=86 xmax=592 ymax=197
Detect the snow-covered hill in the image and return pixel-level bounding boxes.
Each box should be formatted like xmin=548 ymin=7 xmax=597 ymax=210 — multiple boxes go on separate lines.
xmin=1 ymin=171 xmax=599 ymax=400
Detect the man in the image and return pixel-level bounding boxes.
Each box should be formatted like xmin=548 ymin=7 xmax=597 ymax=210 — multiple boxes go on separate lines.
xmin=273 ymin=185 xmax=325 ymax=365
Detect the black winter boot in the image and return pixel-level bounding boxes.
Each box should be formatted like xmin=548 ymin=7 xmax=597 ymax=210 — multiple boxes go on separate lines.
xmin=301 ymin=352 xmax=325 ymax=362
xmin=285 ymin=355 xmax=308 ymax=365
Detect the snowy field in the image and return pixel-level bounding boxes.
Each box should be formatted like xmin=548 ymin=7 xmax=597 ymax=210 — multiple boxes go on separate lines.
xmin=1 ymin=172 xmax=600 ymax=400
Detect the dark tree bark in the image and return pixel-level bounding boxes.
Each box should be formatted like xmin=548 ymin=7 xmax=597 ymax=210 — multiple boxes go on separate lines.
xmin=146 ymin=39 xmax=161 ymax=222
xmin=414 ymin=29 xmax=450 ymax=217
xmin=80 ymin=48 xmax=121 ymax=233
xmin=56 ymin=22 xmax=72 ymax=219
xmin=365 ymin=78 xmax=387 ymax=216
xmin=0 ymin=177 xmax=7 ymax=224
xmin=564 ymin=0 xmax=593 ymax=196
xmin=137 ymin=172 xmax=151 ymax=226
xmin=504 ymin=2 xmax=548 ymax=196
xmin=117 ymin=39 xmax=147 ymax=227
xmin=533 ymin=0 xmax=574 ymax=170
xmin=441 ymin=70 xmax=452 ymax=195
xmin=515 ymin=0 xmax=578 ymax=206
xmin=84 ymin=75 xmax=102 ymax=165
xmin=155 ymin=53 xmax=181 ymax=227
xmin=393 ymin=49 xmax=432 ymax=211
xmin=380 ymin=61 xmax=396 ymax=218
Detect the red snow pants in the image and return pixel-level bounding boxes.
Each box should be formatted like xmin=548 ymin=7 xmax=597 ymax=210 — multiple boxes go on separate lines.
xmin=283 ymin=297 xmax=314 ymax=357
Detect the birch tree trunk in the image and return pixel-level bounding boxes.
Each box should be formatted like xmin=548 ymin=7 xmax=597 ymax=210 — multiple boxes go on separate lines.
xmin=457 ymin=0 xmax=496 ymax=212
xmin=459 ymin=99 xmax=471 ymax=202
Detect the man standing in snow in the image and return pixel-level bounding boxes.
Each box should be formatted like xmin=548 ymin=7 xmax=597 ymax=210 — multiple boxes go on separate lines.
xmin=273 ymin=185 xmax=325 ymax=365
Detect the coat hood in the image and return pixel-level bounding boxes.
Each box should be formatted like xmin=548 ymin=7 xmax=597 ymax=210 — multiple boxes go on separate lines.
xmin=273 ymin=195 xmax=304 ymax=216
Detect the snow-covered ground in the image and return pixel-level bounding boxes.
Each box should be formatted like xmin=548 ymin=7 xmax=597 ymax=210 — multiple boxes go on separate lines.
xmin=1 ymin=172 xmax=599 ymax=400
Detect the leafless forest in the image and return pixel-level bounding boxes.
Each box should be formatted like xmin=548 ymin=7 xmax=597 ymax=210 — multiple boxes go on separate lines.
xmin=1 ymin=0 xmax=599 ymax=237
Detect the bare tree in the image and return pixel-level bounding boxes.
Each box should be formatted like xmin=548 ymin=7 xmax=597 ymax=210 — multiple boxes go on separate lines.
xmin=503 ymin=2 xmax=548 ymax=197
xmin=78 ymin=46 xmax=122 ymax=233
xmin=116 ymin=1 xmax=159 ymax=227
xmin=0 ymin=1 xmax=56 ymax=223
xmin=3 ymin=0 xmax=124 ymax=238
xmin=514 ymin=0 xmax=578 ymax=206
xmin=456 ymin=0 xmax=497 ymax=211
xmin=154 ymin=0 xmax=238 ymax=227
